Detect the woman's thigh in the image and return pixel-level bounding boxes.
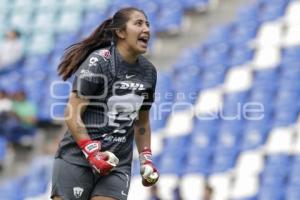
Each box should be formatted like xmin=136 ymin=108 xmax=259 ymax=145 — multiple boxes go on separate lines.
xmin=51 ymin=158 xmax=94 ymax=200
xmin=91 ymin=170 xmax=131 ymax=200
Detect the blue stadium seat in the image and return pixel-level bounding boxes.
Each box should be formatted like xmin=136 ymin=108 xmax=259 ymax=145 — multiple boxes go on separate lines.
xmin=202 ymin=48 xmax=229 ymax=68
xmin=55 ymin=10 xmax=82 ymax=33
xmin=282 ymin=46 xmax=300 ymax=60
xmin=261 ymin=171 xmax=286 ymax=188
xmin=163 ymin=135 xmax=189 ymax=154
xmin=150 ymin=72 xmax=174 ymax=131
xmin=215 ymin=120 xmax=243 ymax=151
xmin=27 ymin=33 xmax=55 ymax=55
xmin=32 ymin=11 xmax=57 ymax=33
xmin=22 ymin=54 xmax=50 ymax=74
xmin=286 ymin=184 xmax=300 ymax=200
xmin=200 ymin=64 xmax=226 ymax=89
xmin=0 ymin=71 xmax=22 ymax=93
xmin=22 ymin=70 xmax=48 ymax=104
xmin=259 ymin=1 xmax=287 ymax=22
xmin=184 ymin=149 xmax=211 ymax=175
xmin=251 ymin=87 xmax=277 ymax=119
xmin=257 ymin=185 xmax=285 ymax=200
xmin=172 ymin=47 xmax=202 ymax=73
xmin=0 ymin=178 xmax=24 ymax=200
xmin=275 ymin=90 xmax=299 ymax=109
xmin=84 ymin=0 xmax=112 ymax=11
xmin=8 ymin=9 xmax=33 ymax=34
xmin=234 ymin=197 xmax=257 ymax=200
xmin=135 ymin=0 xmax=159 ymax=28
xmin=254 ymin=69 xmax=279 ymax=80
xmin=189 ymin=130 xmax=215 ymax=153
xmin=215 ymin=129 xmax=241 ymax=152
xmin=131 ymin=159 xmax=140 ymax=176
xmin=280 ymin=65 xmax=300 ymax=82
xmin=236 ymin=3 xmax=260 ymax=23
xmin=159 ymin=148 xmax=185 ymax=175
xmin=288 ymin=156 xmax=300 ymax=185
xmin=262 ymin=154 xmax=291 ymax=180
xmin=211 ymin=148 xmax=238 ymax=173
xmin=172 ymin=74 xmax=200 ymax=107
xmin=229 ymin=45 xmax=254 ymax=67
xmin=241 ymin=120 xmax=270 ymax=150
xmin=204 ymin=24 xmax=233 ymax=46
xmin=80 ymin=10 xmax=107 ymax=36
xmin=53 ymin=32 xmax=80 ymax=52
xmin=23 ymin=176 xmax=48 ymax=198
xmin=273 ymin=106 xmax=298 ymax=127
xmin=181 ymin=0 xmax=209 ymax=11
xmin=193 ymin=118 xmax=219 ymax=136
xmin=156 ymin=0 xmax=183 ymax=33
xmin=150 ymin=110 xmax=167 ymax=132
xmin=222 ymin=91 xmax=250 ymax=118
xmin=224 ymin=91 xmax=249 ymax=104
xmin=109 ymin=0 xmax=136 ymax=15
xmin=230 ymin=20 xmax=259 ymax=46
xmin=0 ymin=136 xmax=7 ymax=164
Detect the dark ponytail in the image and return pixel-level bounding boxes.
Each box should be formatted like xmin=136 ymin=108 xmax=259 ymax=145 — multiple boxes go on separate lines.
xmin=58 ymin=18 xmax=113 ymax=81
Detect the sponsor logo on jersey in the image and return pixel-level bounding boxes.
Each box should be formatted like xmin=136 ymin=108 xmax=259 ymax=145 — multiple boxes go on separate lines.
xmin=95 ymin=49 xmax=111 ymax=61
xmin=80 ymin=69 xmax=95 ymax=76
xmin=73 ymin=187 xmax=84 ymax=198
xmin=125 ymin=74 xmax=135 ymax=79
xmin=103 ymin=135 xmax=127 ymax=143
xmin=114 ymin=82 xmax=146 ymax=91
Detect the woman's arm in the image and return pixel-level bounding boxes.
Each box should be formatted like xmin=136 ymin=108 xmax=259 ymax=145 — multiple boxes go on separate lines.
xmin=134 ymin=110 xmax=151 ymax=154
xmin=134 ymin=110 xmax=159 ymax=186
xmin=65 ymin=92 xmax=90 ymax=142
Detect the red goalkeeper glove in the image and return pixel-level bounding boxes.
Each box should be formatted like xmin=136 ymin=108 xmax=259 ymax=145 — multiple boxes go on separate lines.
xmin=139 ymin=147 xmax=159 ymax=187
xmin=78 ymin=139 xmax=119 ymax=176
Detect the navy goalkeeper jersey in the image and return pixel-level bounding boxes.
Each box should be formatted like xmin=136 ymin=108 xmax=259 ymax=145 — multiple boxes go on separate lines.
xmin=56 ymin=45 xmax=157 ymax=168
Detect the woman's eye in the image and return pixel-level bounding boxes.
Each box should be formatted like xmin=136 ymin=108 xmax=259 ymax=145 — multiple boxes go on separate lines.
xmin=136 ymin=21 xmax=143 ymax=26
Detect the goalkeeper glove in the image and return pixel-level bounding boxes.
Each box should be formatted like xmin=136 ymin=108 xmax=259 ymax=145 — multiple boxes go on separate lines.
xmin=78 ymin=139 xmax=119 ymax=176
xmin=139 ymin=147 xmax=159 ymax=187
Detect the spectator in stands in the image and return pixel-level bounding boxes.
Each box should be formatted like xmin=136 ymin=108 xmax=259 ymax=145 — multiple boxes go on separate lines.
xmin=0 ymin=30 xmax=24 ymax=70
xmin=0 ymin=89 xmax=13 ymax=113
xmin=4 ymin=90 xmax=37 ymax=146
xmin=0 ymin=89 xmax=13 ymax=136
xmin=11 ymin=90 xmax=37 ymax=127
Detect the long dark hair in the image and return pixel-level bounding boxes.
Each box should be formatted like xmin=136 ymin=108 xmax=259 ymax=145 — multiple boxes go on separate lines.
xmin=57 ymin=7 xmax=146 ymax=81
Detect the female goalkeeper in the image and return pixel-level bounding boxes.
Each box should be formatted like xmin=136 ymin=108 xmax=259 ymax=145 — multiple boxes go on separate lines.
xmin=51 ymin=7 xmax=159 ymax=200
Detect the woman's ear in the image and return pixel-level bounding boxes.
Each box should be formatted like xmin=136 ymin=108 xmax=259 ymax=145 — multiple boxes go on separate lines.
xmin=115 ymin=29 xmax=126 ymax=39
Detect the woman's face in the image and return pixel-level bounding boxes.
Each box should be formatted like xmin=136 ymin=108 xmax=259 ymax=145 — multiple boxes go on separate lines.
xmin=118 ymin=11 xmax=151 ymax=55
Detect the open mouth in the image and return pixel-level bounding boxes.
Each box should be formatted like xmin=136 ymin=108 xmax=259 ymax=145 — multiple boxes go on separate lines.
xmin=138 ymin=36 xmax=149 ymax=47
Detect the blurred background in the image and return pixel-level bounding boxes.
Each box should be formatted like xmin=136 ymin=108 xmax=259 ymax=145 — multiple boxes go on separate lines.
xmin=1 ymin=0 xmax=300 ymax=199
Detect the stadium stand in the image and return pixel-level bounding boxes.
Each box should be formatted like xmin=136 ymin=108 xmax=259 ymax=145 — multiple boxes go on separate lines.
xmin=0 ymin=0 xmax=300 ymax=199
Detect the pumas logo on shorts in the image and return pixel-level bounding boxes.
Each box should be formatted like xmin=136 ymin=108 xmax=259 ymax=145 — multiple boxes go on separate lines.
xmin=73 ymin=187 xmax=84 ymax=198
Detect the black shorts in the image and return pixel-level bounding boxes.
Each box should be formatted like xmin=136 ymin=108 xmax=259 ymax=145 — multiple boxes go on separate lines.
xmin=51 ymin=158 xmax=131 ymax=200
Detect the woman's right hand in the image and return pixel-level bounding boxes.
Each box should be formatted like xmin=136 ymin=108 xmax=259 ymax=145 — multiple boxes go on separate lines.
xmin=78 ymin=139 xmax=119 ymax=175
